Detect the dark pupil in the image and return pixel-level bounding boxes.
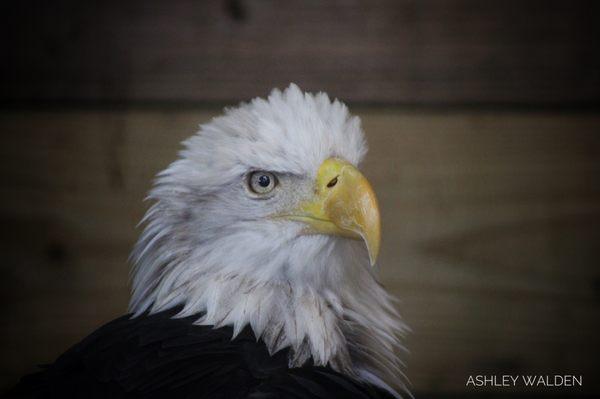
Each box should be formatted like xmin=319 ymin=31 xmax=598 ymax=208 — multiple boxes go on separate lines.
xmin=258 ymin=175 xmax=270 ymax=187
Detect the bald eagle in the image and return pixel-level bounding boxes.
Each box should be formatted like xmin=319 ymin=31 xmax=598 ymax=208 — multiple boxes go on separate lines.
xmin=10 ymin=85 xmax=409 ymax=398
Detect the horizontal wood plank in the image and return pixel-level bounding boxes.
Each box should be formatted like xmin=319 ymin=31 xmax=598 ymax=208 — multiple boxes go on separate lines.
xmin=0 ymin=109 xmax=599 ymax=393
xmin=2 ymin=0 xmax=599 ymax=105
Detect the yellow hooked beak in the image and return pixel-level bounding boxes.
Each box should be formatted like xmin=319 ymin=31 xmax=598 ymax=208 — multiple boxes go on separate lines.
xmin=283 ymin=158 xmax=381 ymax=265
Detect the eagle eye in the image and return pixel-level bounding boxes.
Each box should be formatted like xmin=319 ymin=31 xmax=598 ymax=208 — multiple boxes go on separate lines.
xmin=248 ymin=171 xmax=277 ymax=195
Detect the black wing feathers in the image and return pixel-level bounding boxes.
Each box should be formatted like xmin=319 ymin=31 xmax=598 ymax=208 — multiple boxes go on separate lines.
xmin=8 ymin=309 xmax=395 ymax=399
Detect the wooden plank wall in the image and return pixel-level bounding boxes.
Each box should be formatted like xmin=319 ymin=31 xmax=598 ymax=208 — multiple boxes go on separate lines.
xmin=2 ymin=0 xmax=599 ymax=105
xmin=2 ymin=0 xmax=600 ymax=396
xmin=1 ymin=109 xmax=599 ymax=394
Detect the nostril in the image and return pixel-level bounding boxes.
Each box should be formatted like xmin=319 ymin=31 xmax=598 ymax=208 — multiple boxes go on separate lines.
xmin=327 ymin=176 xmax=339 ymax=188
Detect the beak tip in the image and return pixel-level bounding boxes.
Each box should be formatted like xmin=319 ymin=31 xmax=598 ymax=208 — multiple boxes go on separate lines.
xmin=368 ymin=249 xmax=379 ymax=267
xmin=365 ymin=237 xmax=380 ymax=267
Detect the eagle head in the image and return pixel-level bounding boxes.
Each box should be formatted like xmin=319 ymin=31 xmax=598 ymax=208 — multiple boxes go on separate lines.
xmin=129 ymin=84 xmax=407 ymax=395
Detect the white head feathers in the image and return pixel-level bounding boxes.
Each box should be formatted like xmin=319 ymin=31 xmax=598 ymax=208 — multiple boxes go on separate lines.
xmin=129 ymin=84 xmax=408 ymax=397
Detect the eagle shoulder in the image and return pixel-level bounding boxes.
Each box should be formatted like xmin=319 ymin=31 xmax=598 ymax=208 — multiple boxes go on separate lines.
xmin=8 ymin=308 xmax=395 ymax=399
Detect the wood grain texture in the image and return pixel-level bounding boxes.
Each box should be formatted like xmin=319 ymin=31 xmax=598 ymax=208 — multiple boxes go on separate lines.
xmin=1 ymin=109 xmax=599 ymax=394
xmin=3 ymin=0 xmax=599 ymax=105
